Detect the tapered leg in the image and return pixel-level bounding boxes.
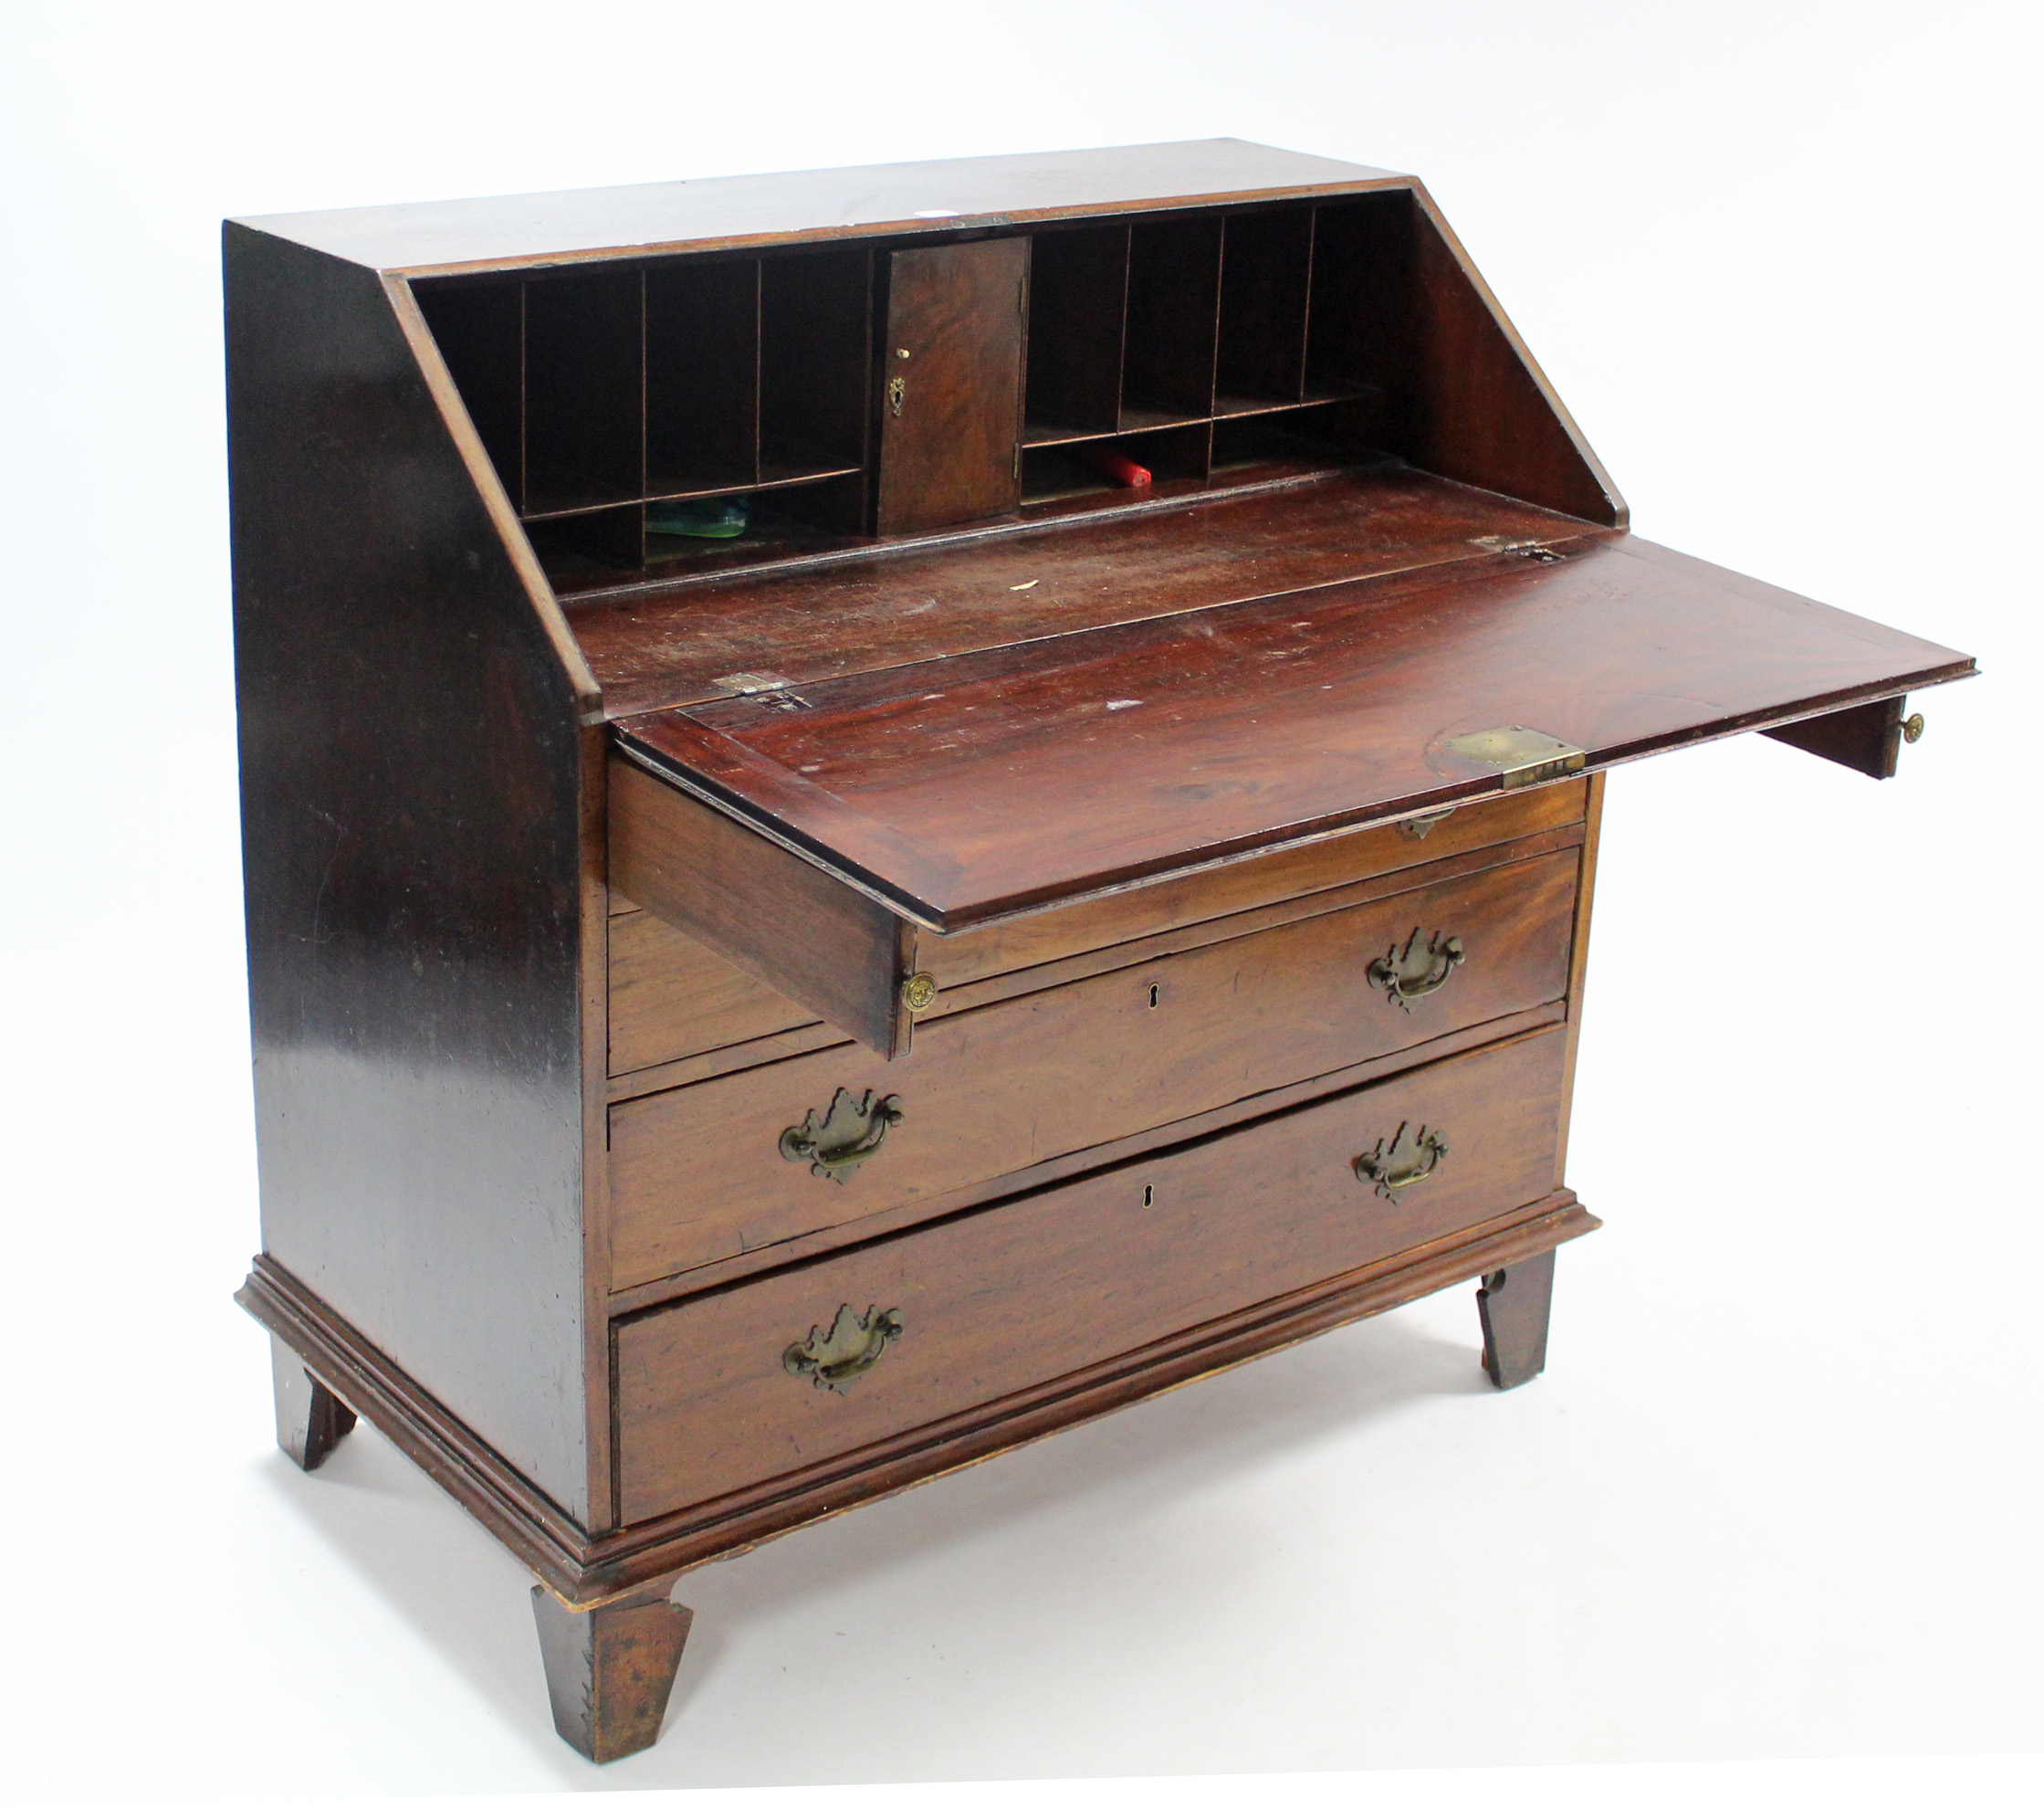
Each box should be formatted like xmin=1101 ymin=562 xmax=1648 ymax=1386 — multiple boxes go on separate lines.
xmin=1477 ymin=1249 xmax=1557 ymax=1390
xmin=269 ymin=1334 xmax=358 ymax=1470
xmin=531 ymin=1578 xmax=694 ymax=1763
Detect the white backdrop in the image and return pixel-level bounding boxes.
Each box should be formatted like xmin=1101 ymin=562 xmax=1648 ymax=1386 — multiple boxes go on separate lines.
xmin=1 ymin=4 xmax=2038 ymax=1803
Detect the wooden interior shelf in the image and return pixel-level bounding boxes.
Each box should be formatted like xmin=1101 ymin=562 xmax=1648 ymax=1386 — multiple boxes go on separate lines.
xmin=413 ymin=192 xmax=1431 ymax=596
xmin=416 ymin=244 xmax=874 ymax=592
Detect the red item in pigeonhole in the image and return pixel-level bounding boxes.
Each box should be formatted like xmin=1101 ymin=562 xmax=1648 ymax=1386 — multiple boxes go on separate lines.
xmin=1078 ymin=445 xmax=1152 ymax=487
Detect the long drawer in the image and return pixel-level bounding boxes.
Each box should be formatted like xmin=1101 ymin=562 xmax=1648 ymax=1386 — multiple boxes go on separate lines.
xmin=607 ymin=777 xmax=1588 ymax=1077
xmin=609 ymin=843 xmax=1579 ymax=1288
xmin=614 ymin=1026 xmax=1567 ymax=1524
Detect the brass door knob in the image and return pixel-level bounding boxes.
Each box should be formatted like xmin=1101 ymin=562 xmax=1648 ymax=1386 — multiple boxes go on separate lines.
xmin=1901 ymin=712 xmax=1924 ymax=744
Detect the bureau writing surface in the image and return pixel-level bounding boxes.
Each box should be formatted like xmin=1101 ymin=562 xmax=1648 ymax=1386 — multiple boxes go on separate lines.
xmin=225 ymin=140 xmax=1973 ymax=1762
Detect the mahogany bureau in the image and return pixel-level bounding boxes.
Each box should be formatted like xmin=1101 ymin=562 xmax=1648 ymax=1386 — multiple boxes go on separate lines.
xmin=225 ymin=141 xmax=1975 ymax=1761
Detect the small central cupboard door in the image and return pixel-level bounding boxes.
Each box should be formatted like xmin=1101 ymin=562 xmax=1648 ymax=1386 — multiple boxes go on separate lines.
xmin=875 ymin=237 xmax=1028 ymax=534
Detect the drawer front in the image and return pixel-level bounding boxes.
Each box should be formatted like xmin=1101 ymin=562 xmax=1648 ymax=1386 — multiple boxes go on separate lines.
xmin=606 ymin=779 xmax=1586 ymax=1077
xmin=610 ymin=908 xmax=799 ymax=1077
xmin=922 ymin=780 xmax=1586 ymax=992
xmin=610 ymin=845 xmax=1578 ymax=1288
xmin=615 ymin=1027 xmax=1567 ymax=1523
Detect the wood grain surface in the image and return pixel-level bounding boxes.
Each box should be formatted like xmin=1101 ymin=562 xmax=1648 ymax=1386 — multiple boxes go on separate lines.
xmin=614 ymin=1027 xmax=1567 ymax=1521
xmin=244 ymin=1188 xmax=1597 ymax=1601
xmin=606 ymin=782 xmax=1586 ymax=1078
xmin=608 ymin=846 xmax=1579 ymax=1288
xmin=227 ymin=226 xmax=596 ymax=1520
xmin=875 ymin=238 xmax=1029 ymax=534
xmin=1761 ymin=692 xmax=1908 ymax=778
xmin=609 ymin=756 xmax=916 ymax=1057
xmin=616 ymin=531 xmax=1972 ymax=929
xmin=573 ymin=467 xmax=1589 ymax=717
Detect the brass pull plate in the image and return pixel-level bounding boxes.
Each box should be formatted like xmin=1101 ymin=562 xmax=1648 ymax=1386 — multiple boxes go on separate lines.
xmin=783 ymin=1303 xmax=904 ymax=1393
xmin=1367 ymin=928 xmax=1464 ymax=1011
xmin=780 ymin=1087 xmax=905 ymax=1183
xmin=1353 ymin=1121 xmax=1449 ymax=1199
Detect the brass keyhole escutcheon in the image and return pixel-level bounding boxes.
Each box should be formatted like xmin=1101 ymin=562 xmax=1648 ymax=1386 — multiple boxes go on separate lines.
xmin=901 ymin=972 xmax=938 ymax=1013
xmin=1147 ymin=983 xmax=1160 ymax=1009
xmin=887 ymin=374 xmax=907 ymax=416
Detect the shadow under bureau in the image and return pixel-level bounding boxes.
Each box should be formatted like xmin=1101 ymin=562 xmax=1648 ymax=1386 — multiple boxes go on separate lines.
xmin=225 ymin=140 xmax=1975 ymax=1762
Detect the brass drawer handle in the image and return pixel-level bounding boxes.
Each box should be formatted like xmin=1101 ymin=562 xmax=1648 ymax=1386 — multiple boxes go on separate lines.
xmin=1367 ymin=928 xmax=1464 ymax=1011
xmin=783 ymin=1303 xmax=904 ymax=1393
xmin=780 ymin=1087 xmax=905 ymax=1183
xmin=1353 ymin=1121 xmax=1449 ymax=1200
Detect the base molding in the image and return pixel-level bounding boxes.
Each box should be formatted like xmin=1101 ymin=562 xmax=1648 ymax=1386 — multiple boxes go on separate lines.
xmin=239 ymin=1192 xmax=1598 ymax=1605
xmin=237 ymin=1259 xmax=595 ymax=1588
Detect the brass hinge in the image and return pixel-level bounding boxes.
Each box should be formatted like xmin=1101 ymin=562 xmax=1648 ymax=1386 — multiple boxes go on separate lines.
xmin=1441 ymin=726 xmax=1588 ymax=789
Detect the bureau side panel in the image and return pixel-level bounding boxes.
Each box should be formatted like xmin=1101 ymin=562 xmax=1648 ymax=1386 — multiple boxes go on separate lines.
xmin=225 ymin=226 xmax=591 ymax=1519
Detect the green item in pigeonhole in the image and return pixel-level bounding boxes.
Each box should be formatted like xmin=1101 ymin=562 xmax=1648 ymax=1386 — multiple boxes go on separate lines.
xmin=647 ymin=497 xmax=749 ymax=538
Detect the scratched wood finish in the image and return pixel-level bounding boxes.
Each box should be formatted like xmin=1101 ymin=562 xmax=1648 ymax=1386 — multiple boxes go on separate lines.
xmin=875 ymin=238 xmax=1029 ymax=535
xmin=531 ymin=1579 xmax=694 ymax=1763
xmin=615 ymin=1027 xmax=1567 ymax=1521
xmin=609 ymin=846 xmax=1579 ymax=1288
xmin=608 ymin=756 xmax=916 ymax=1056
xmin=607 ymin=782 xmax=1586 ymax=1078
xmin=571 ymin=468 xmax=1590 ymax=718
xmin=616 ymin=533 xmax=1973 ymax=930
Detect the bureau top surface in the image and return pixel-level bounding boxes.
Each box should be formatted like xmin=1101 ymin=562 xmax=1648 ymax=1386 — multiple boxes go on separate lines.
xmin=615 ymin=527 xmax=1973 ymax=930
xmin=232 ymin=140 xmax=1401 ymax=276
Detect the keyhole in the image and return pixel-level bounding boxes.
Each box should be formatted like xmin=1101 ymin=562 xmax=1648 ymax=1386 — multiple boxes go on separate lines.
xmin=1142 ymin=1183 xmax=1155 ymax=1209
xmin=1148 ymin=983 xmax=1160 ymax=1009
